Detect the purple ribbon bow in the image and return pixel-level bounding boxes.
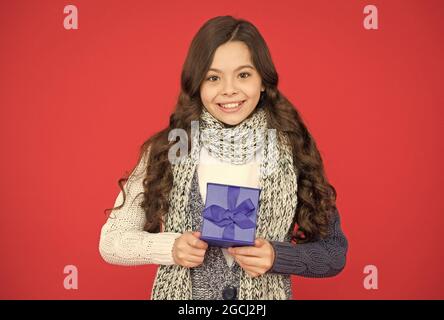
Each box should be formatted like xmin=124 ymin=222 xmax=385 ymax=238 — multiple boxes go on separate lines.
xmin=202 ymin=186 xmax=256 ymax=240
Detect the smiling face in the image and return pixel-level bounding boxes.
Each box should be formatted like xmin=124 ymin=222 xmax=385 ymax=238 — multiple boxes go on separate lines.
xmin=200 ymin=41 xmax=265 ymax=126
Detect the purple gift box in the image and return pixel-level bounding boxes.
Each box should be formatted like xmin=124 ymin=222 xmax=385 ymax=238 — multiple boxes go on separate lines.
xmin=200 ymin=182 xmax=261 ymax=248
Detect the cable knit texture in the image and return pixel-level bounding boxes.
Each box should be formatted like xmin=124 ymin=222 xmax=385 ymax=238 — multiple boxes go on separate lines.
xmin=99 ymin=150 xmax=181 ymax=266
xmin=269 ymin=209 xmax=348 ymax=277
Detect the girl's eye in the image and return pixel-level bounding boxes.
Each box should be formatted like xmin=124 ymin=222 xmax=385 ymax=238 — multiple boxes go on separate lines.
xmin=207 ymin=75 xmax=219 ymax=82
xmin=239 ymin=72 xmax=251 ymax=79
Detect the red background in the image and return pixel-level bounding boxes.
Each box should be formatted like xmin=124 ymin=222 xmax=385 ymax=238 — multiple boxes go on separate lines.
xmin=1 ymin=0 xmax=443 ymax=299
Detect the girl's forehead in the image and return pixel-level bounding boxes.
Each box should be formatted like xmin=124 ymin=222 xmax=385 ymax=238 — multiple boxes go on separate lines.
xmin=210 ymin=42 xmax=253 ymax=70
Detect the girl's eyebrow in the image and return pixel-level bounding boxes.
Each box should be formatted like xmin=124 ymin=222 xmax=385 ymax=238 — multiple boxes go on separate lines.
xmin=208 ymin=65 xmax=255 ymax=73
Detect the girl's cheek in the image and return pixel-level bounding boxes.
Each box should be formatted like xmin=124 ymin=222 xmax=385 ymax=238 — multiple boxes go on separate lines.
xmin=201 ymin=87 xmax=217 ymax=103
xmin=242 ymin=83 xmax=260 ymax=96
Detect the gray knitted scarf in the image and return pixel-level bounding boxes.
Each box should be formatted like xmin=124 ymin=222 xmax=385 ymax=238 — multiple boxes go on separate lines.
xmin=151 ymin=106 xmax=298 ymax=299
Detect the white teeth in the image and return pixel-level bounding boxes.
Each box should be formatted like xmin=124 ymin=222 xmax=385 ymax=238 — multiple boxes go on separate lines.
xmin=219 ymin=101 xmax=244 ymax=109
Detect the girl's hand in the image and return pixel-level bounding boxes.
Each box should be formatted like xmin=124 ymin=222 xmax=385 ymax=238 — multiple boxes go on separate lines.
xmin=227 ymin=238 xmax=275 ymax=278
xmin=172 ymin=231 xmax=208 ymax=268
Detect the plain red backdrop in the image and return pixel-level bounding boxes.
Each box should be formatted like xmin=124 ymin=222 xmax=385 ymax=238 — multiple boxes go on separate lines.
xmin=0 ymin=0 xmax=442 ymax=299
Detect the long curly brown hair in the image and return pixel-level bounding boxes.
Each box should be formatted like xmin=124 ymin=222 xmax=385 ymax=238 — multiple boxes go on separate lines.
xmin=104 ymin=15 xmax=337 ymax=243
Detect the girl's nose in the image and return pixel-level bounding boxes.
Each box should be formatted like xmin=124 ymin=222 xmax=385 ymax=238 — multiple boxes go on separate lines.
xmin=223 ymin=90 xmax=238 ymax=97
xmin=221 ymin=80 xmax=238 ymax=96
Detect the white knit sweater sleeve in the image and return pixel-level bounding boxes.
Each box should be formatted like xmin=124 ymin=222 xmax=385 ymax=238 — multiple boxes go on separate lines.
xmin=99 ymin=148 xmax=182 ymax=266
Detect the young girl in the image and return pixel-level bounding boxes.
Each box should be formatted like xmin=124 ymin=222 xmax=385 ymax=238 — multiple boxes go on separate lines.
xmin=99 ymin=15 xmax=348 ymax=300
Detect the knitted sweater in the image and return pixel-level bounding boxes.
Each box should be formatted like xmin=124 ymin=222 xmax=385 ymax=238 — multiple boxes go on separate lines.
xmin=99 ymin=146 xmax=348 ymax=279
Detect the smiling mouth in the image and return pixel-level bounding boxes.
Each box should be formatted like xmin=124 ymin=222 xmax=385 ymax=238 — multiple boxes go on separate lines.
xmin=217 ymin=100 xmax=246 ymax=111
